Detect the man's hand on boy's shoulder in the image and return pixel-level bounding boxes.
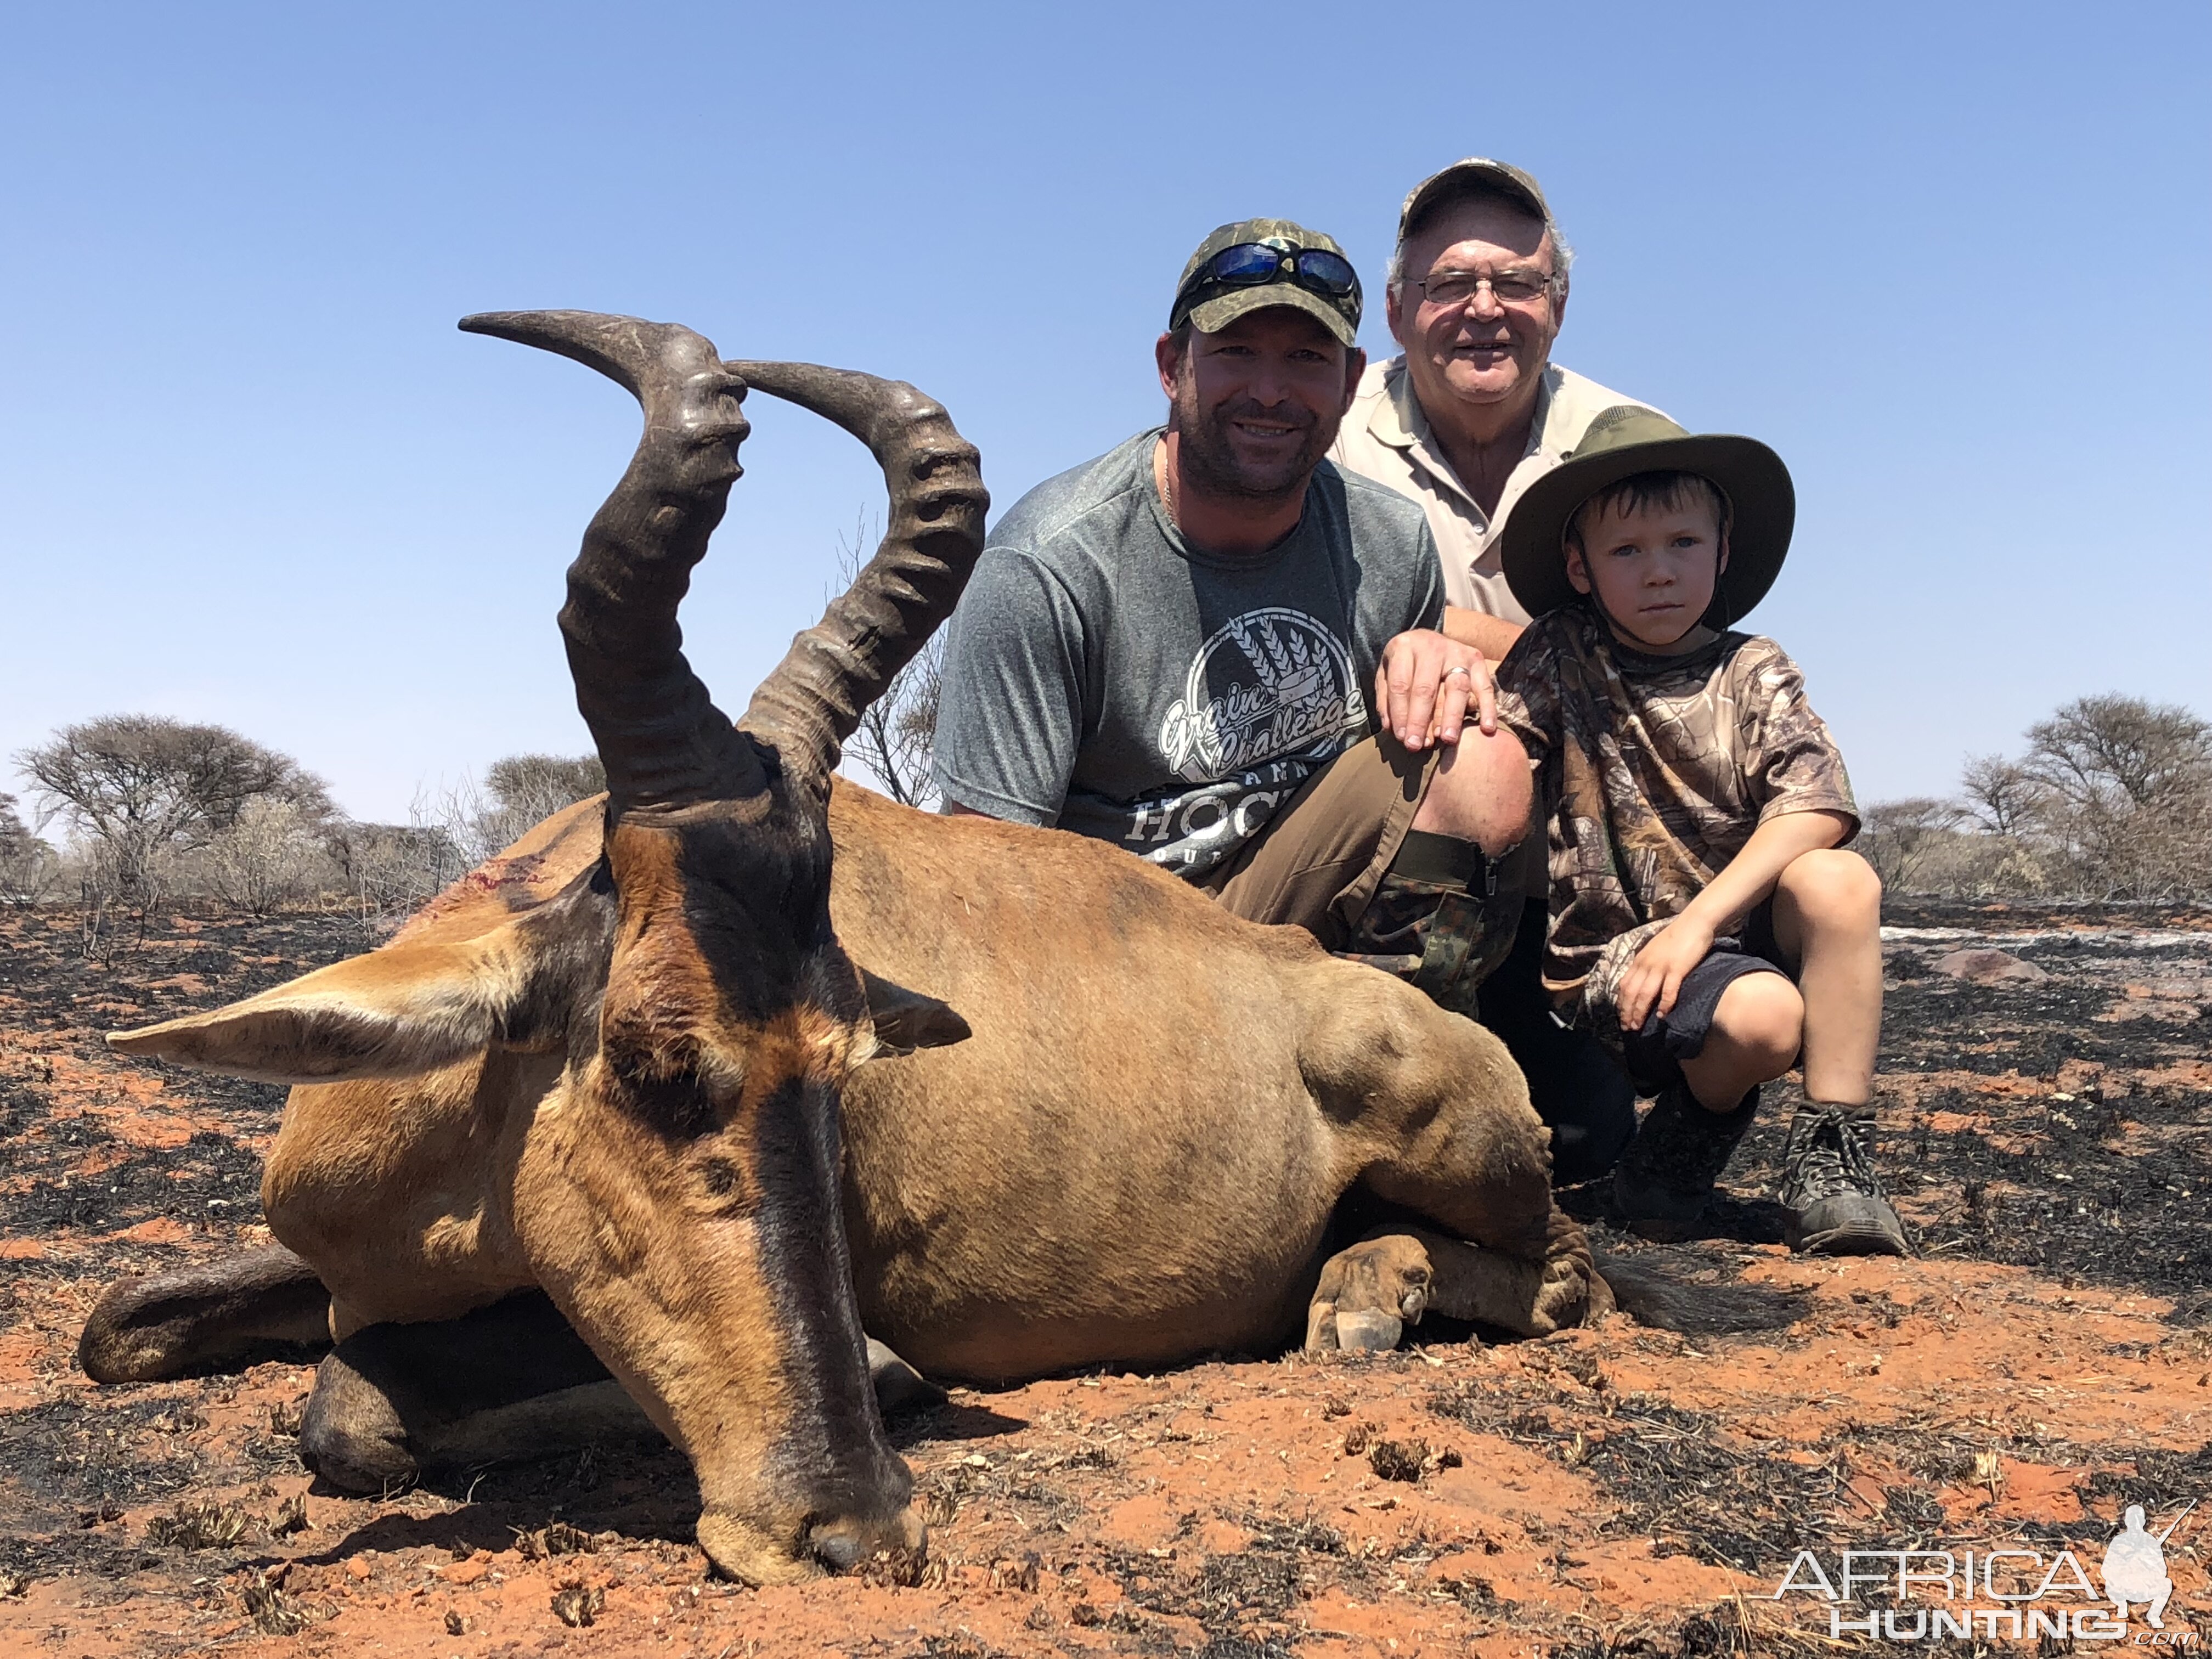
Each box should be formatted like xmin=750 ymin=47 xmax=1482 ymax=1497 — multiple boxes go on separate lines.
xmin=1374 ymin=628 xmax=1497 ymax=752
xmin=1616 ymin=913 xmax=1719 ymax=1032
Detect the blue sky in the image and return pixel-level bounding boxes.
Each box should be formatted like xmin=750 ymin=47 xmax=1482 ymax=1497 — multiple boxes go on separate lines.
xmin=3 ymin=2 xmax=2207 ymax=821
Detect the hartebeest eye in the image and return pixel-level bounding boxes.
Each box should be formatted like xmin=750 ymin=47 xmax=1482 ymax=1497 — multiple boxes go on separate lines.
xmin=695 ymin=1155 xmax=751 ymax=1206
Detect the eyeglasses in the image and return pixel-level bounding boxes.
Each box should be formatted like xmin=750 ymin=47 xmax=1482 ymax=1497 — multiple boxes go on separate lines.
xmin=1172 ymin=241 xmax=1361 ymax=326
xmin=1415 ymin=268 xmax=1555 ymax=308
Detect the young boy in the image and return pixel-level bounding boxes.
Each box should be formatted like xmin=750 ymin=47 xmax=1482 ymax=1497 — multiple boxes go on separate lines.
xmin=1491 ymin=405 xmax=1906 ymax=1255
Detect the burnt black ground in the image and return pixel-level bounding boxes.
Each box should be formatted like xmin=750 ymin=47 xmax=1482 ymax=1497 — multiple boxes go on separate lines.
xmin=1562 ymin=900 xmax=2212 ymax=1314
xmin=0 ymin=910 xmax=358 ymax=1270
xmin=1 ymin=899 xmax=2208 ymax=1657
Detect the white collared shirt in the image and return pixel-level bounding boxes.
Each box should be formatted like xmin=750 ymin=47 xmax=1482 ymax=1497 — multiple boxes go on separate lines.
xmin=1330 ymin=357 xmax=1663 ymax=620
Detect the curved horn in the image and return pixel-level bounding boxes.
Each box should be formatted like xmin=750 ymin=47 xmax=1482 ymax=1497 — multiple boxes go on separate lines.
xmin=729 ymin=363 xmax=988 ymax=795
xmin=460 ymin=310 xmax=765 ymax=809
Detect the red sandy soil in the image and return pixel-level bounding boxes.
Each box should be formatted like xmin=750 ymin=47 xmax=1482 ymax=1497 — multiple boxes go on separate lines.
xmin=2 ymin=900 xmax=2209 ymax=1657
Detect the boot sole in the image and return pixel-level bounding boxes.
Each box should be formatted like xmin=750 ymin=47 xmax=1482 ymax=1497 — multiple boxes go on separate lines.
xmin=1787 ymin=1214 xmax=1909 ymax=1256
xmin=1785 ymin=1192 xmax=1909 ymax=1257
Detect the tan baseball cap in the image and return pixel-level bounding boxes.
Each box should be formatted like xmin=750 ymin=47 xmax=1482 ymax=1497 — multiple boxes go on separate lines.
xmin=1397 ymin=158 xmax=1551 ymax=243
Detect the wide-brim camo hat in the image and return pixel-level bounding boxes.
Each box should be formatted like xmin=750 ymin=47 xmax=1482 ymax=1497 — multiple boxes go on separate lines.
xmin=1500 ymin=404 xmax=1796 ymax=629
xmin=1170 ymin=218 xmax=1362 ymax=348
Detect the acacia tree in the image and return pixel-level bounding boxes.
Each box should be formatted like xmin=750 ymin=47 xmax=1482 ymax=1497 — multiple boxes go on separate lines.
xmin=2022 ymin=696 xmax=2211 ymax=812
xmin=2019 ymin=695 xmax=2212 ymax=898
xmin=16 ymin=715 xmax=332 ymax=907
xmin=1958 ymin=754 xmax=2044 ymax=838
xmin=475 ymin=753 xmax=606 ymax=856
xmin=0 ymin=792 xmax=59 ymax=908
xmin=1855 ymin=797 xmax=1967 ymax=893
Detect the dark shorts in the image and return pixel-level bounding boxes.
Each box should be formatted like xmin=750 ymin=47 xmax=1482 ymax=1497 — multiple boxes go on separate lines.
xmin=1585 ymin=901 xmax=1795 ymax=1093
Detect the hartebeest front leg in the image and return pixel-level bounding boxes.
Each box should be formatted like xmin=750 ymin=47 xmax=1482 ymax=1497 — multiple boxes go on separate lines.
xmin=1305 ymin=1214 xmax=1609 ymax=1352
xmin=1306 ymin=975 xmax=1614 ymax=1352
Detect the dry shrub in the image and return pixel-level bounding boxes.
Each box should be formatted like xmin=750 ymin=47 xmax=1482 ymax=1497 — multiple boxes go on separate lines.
xmin=144 ymin=1500 xmax=251 ymax=1550
xmin=1865 ymin=694 xmax=2212 ymax=902
xmin=549 ymin=1578 xmax=605 ymax=1627
xmin=331 ymin=754 xmax=603 ymax=935
xmin=198 ymin=797 xmax=334 ymax=916
xmin=326 ymin=811 xmax=469 ymax=933
xmin=242 ymin=1568 xmax=312 ymax=1635
xmin=834 ymin=518 xmax=943 ymax=809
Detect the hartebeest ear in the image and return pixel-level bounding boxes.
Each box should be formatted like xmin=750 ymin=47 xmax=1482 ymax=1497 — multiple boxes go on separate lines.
xmin=108 ymin=884 xmax=612 ymax=1086
xmin=858 ymin=968 xmax=971 ymax=1057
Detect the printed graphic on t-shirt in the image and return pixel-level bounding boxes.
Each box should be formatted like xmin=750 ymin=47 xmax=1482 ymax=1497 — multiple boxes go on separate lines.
xmin=1110 ymin=606 xmax=1368 ymax=874
xmin=1158 ymin=607 xmax=1368 ymax=782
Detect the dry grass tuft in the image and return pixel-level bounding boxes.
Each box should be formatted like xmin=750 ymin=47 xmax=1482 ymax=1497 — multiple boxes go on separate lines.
xmin=144 ymin=1500 xmax=249 ymax=1550
xmin=549 ymin=1577 xmax=605 ymax=1628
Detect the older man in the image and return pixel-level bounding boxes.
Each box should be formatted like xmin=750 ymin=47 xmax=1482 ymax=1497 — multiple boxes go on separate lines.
xmin=1333 ymin=161 xmax=1662 ymax=1183
xmin=933 ymin=219 xmax=1531 ymax=1005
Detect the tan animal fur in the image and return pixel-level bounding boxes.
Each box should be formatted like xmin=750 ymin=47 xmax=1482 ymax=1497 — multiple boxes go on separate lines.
xmin=93 ymin=312 xmax=1608 ymax=1585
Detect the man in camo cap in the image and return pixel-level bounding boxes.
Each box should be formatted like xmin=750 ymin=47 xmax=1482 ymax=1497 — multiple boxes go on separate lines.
xmin=933 ymin=217 xmax=1536 ymax=1012
xmin=1332 ymin=160 xmax=1665 ymax=1184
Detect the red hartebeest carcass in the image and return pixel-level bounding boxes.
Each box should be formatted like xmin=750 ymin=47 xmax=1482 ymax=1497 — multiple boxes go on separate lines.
xmin=81 ymin=311 xmax=1652 ymax=1585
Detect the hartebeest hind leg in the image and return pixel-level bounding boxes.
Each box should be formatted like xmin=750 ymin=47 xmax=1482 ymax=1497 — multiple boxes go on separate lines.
xmin=1302 ymin=985 xmax=1612 ymax=1352
xmin=1305 ymin=1213 xmax=1609 ymax=1352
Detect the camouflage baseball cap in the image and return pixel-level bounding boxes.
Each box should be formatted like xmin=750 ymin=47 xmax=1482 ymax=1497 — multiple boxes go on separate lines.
xmin=1499 ymin=405 xmax=1797 ymax=628
xmin=1169 ymin=218 xmax=1362 ymax=347
xmin=1397 ymin=158 xmax=1551 ymax=244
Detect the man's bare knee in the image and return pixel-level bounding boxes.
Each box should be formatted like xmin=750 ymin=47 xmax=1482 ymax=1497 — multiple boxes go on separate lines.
xmin=1412 ymin=727 xmax=1533 ymax=856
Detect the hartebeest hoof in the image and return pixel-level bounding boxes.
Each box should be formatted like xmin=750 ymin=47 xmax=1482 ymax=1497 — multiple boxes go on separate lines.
xmin=78 ymin=1245 xmax=331 ymax=1383
xmin=295 ymin=1293 xmax=674 ymax=1491
xmin=1307 ymin=1218 xmax=1613 ymax=1346
xmin=1304 ymin=1234 xmax=1435 ymax=1353
xmin=298 ymin=1347 xmax=421 ymax=1491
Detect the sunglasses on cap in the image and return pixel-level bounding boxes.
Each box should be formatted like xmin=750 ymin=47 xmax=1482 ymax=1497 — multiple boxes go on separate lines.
xmin=1171 ymin=241 xmax=1359 ymax=328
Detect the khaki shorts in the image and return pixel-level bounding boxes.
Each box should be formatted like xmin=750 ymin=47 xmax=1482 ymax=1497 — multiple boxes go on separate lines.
xmin=1200 ymin=735 xmax=1435 ymax=951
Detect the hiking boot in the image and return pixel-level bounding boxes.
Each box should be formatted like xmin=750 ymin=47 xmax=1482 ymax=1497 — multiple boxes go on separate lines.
xmin=1610 ymin=1084 xmax=1758 ymax=1239
xmin=1778 ymin=1105 xmax=1909 ymax=1256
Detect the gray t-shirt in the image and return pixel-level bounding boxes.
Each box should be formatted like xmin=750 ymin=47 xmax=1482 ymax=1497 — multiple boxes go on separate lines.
xmin=933 ymin=430 xmax=1444 ymax=878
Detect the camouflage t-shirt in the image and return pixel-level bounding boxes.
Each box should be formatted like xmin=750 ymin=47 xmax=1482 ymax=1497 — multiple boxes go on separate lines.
xmin=1495 ymin=605 xmax=1859 ymax=1012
